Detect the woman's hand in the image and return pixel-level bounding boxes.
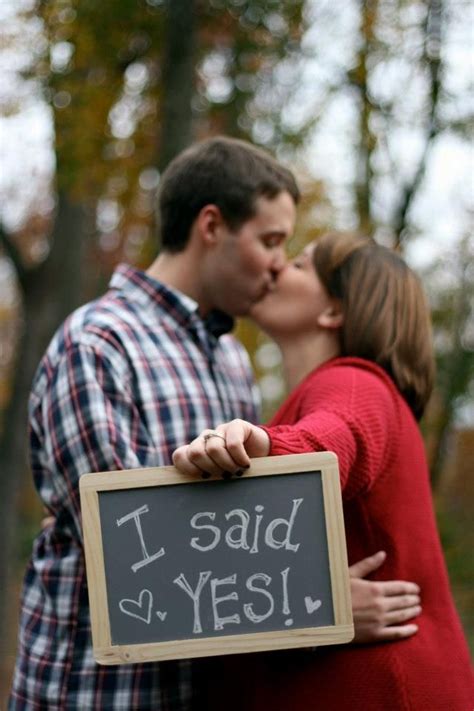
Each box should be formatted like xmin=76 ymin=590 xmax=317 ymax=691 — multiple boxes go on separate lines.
xmin=350 ymin=551 xmax=421 ymax=643
xmin=172 ymin=419 xmax=271 ymax=478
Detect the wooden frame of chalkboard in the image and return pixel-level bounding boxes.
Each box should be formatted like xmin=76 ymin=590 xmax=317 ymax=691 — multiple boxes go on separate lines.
xmin=79 ymin=452 xmax=353 ymax=665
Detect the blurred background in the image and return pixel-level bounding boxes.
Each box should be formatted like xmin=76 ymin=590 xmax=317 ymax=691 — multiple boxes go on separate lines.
xmin=0 ymin=0 xmax=472 ymax=700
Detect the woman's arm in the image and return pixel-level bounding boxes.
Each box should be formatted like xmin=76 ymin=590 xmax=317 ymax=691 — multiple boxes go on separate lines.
xmin=173 ymin=366 xmax=401 ymax=500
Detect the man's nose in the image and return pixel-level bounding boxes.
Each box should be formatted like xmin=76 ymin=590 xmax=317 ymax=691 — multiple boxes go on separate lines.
xmin=271 ymin=247 xmax=287 ymax=273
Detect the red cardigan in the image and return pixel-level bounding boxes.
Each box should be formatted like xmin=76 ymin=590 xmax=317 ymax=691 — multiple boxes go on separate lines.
xmin=200 ymin=358 xmax=472 ymax=711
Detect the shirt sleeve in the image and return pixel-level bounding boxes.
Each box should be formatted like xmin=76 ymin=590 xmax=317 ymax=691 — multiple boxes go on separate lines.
xmin=30 ymin=342 xmax=158 ymax=541
xmin=260 ymin=366 xmax=399 ymax=500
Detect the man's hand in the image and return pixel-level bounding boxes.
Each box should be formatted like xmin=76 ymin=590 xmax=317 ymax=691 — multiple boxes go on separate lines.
xmin=350 ymin=551 xmax=421 ymax=643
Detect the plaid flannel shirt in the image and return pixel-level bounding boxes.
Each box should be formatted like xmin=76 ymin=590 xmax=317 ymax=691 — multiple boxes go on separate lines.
xmin=9 ymin=265 xmax=259 ymax=710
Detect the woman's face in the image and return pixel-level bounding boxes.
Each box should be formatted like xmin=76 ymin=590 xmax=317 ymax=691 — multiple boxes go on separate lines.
xmin=249 ymin=242 xmax=337 ymax=339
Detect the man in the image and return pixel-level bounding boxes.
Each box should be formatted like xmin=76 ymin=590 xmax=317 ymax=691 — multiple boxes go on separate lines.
xmin=9 ymin=137 xmax=420 ymax=710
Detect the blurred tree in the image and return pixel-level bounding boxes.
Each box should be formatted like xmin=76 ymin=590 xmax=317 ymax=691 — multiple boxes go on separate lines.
xmin=337 ymin=0 xmax=446 ymax=244
xmin=159 ymin=0 xmax=196 ymax=170
xmin=348 ymin=0 xmax=473 ymax=490
xmin=0 ymin=0 xmax=308 ymax=644
xmin=0 ymin=198 xmax=86 ymax=624
xmin=1 ymin=0 xmax=472 ymax=661
xmin=424 ymin=232 xmax=474 ymax=487
xmin=390 ymin=0 xmax=444 ymax=248
xmin=284 ymin=0 xmax=473 ymax=491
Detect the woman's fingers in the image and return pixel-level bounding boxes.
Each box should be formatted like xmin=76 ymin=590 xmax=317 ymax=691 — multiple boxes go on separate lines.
xmin=172 ymin=445 xmax=206 ymax=477
xmin=382 ymin=593 xmax=421 ymax=612
xmin=172 ymin=430 xmax=243 ymax=478
xmin=199 ymin=432 xmax=244 ymax=475
xmin=349 ymin=551 xmax=387 ymax=578
xmin=375 ymin=623 xmax=419 ymax=641
xmin=383 ymin=605 xmax=422 ymax=625
xmin=373 ymin=580 xmax=420 ymax=596
xmin=225 ymin=420 xmax=271 ymax=461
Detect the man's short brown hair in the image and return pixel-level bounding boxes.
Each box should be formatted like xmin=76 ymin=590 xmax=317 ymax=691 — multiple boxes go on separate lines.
xmin=158 ymin=136 xmax=300 ymax=252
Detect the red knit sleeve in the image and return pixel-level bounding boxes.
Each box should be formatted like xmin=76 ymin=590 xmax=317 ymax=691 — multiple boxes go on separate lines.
xmin=261 ymin=365 xmax=399 ymax=500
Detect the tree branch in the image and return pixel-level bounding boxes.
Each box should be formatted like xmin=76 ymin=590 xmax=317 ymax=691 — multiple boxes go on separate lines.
xmin=392 ymin=0 xmax=444 ymax=248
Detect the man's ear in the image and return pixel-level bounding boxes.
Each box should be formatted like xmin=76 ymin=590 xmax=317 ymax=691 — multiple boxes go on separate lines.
xmin=317 ymin=300 xmax=343 ymax=329
xmin=195 ymin=204 xmax=224 ymax=247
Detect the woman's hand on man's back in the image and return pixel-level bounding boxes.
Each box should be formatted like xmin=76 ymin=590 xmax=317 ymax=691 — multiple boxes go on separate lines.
xmin=350 ymin=551 xmax=421 ymax=643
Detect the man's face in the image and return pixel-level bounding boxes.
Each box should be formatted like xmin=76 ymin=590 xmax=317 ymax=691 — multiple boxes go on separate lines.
xmin=204 ymin=191 xmax=296 ymax=317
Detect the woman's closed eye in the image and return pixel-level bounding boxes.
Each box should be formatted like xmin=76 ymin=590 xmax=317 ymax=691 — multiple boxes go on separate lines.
xmin=291 ymin=249 xmax=313 ymax=270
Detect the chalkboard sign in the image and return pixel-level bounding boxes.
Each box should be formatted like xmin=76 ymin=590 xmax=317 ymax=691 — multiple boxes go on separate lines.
xmin=79 ymin=452 xmax=353 ymax=664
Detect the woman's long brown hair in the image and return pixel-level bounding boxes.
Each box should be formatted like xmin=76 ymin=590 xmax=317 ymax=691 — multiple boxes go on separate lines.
xmin=313 ymin=232 xmax=435 ymax=419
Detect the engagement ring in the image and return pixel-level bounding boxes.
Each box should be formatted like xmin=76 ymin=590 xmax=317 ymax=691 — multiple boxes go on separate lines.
xmin=203 ymin=432 xmax=226 ymax=444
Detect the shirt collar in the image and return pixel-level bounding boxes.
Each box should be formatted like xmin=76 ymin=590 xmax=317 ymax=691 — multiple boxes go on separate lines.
xmin=203 ymin=310 xmax=235 ymax=339
xmin=109 ymin=264 xmax=234 ymax=340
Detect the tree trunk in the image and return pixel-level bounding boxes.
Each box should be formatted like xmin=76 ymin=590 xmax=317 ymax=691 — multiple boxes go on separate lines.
xmin=429 ymin=236 xmax=473 ymax=489
xmin=392 ymin=0 xmax=443 ymax=248
xmin=0 ymin=192 xmax=85 ymax=650
xmin=158 ymin=0 xmax=197 ymax=172
xmin=351 ymin=0 xmax=378 ymax=235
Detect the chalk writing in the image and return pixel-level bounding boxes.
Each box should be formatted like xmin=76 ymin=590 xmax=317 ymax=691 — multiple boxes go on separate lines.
xmin=189 ymin=499 xmax=303 ymax=554
xmin=173 ymin=571 xmax=212 ymax=634
xmin=119 ymin=589 xmax=153 ymax=624
xmin=98 ymin=470 xmax=336 ymax=646
xmin=116 ymin=505 xmax=165 ymax=573
xmin=114 ymin=495 xmax=326 ymax=633
xmin=304 ymin=596 xmax=322 ymax=614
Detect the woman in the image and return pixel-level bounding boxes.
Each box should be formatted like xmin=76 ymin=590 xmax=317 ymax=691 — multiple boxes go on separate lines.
xmin=174 ymin=233 xmax=472 ymax=710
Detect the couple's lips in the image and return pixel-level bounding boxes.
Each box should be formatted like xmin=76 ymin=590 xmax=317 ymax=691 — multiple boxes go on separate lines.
xmin=263 ymin=277 xmax=281 ymax=295
xmin=252 ymin=273 xmax=283 ymax=304
xmin=265 ymin=278 xmax=282 ymax=294
xmin=253 ymin=282 xmax=278 ymax=306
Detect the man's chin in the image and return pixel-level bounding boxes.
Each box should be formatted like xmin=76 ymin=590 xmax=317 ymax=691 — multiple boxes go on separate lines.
xmin=254 ymin=285 xmax=274 ymax=304
xmin=249 ymin=299 xmax=266 ymax=318
xmin=243 ymin=286 xmax=273 ymax=317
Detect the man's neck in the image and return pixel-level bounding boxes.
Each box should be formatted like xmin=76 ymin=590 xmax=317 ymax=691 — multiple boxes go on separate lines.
xmin=146 ymin=251 xmax=208 ymax=313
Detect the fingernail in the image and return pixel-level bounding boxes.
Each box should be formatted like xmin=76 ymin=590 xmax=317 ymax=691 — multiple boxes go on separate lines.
xmin=222 ymin=471 xmax=232 ymax=480
xmin=202 ymin=471 xmax=211 ymax=479
xmin=235 ymin=469 xmax=244 ymax=477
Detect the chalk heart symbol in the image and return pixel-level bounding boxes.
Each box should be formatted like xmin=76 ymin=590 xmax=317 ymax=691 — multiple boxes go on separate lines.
xmin=119 ymin=589 xmax=153 ymax=624
xmin=304 ymin=596 xmax=322 ymax=615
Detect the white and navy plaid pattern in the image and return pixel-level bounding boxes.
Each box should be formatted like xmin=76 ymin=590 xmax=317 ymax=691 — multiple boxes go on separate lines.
xmin=9 ymin=265 xmax=259 ymax=710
